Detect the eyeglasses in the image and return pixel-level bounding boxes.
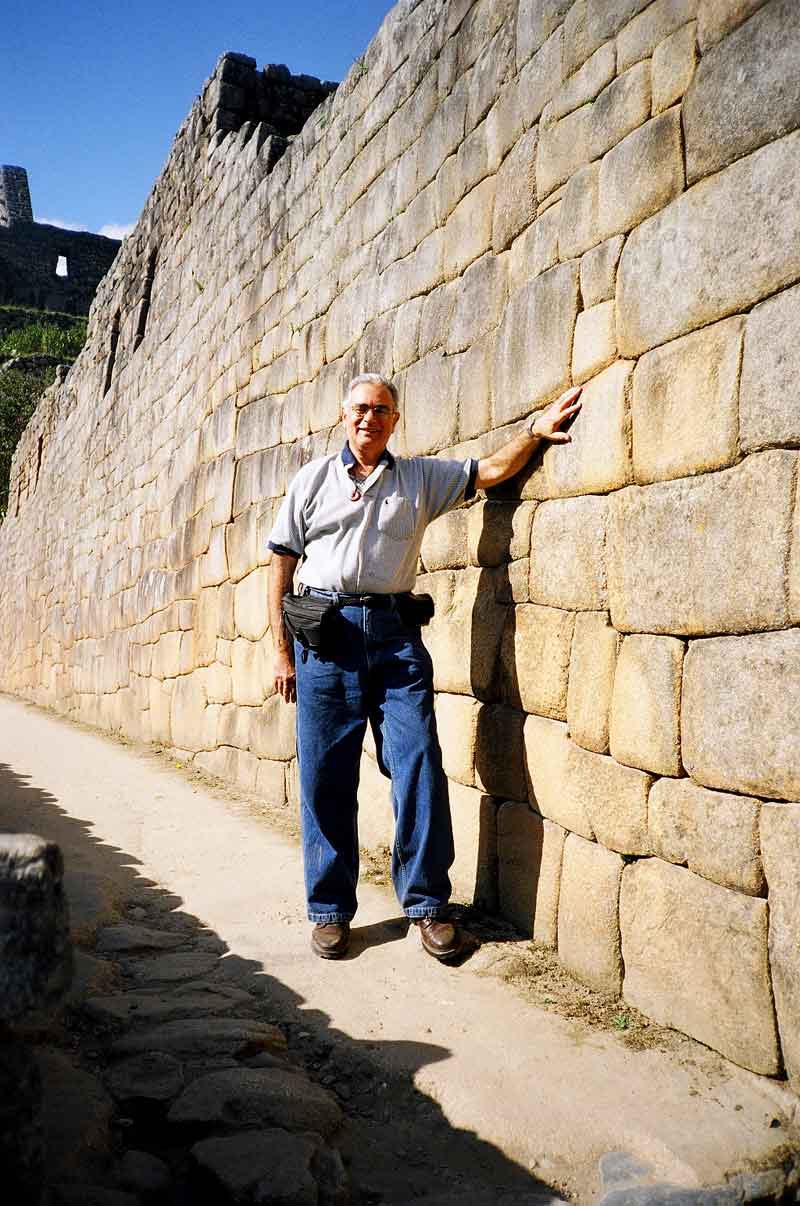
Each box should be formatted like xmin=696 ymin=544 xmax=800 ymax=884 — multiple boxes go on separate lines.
xmin=348 ymin=403 xmax=395 ymax=418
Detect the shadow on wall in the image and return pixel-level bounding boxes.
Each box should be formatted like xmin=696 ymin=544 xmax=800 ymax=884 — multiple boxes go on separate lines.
xmin=0 ymin=758 xmax=558 ymax=1202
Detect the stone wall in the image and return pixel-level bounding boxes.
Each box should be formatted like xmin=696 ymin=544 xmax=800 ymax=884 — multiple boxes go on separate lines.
xmin=0 ymin=167 xmax=121 ymax=315
xmin=1 ymin=0 xmax=799 ymax=1088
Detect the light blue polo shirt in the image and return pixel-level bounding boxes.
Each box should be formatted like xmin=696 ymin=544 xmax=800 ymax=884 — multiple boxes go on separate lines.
xmin=268 ymin=443 xmax=478 ymax=593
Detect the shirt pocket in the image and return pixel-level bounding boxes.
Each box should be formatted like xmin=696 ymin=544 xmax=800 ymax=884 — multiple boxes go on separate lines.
xmin=377 ymin=496 xmax=416 ymax=541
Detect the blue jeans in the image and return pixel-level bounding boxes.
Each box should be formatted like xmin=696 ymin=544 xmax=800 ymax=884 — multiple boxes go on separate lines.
xmin=294 ymin=597 xmax=454 ymax=924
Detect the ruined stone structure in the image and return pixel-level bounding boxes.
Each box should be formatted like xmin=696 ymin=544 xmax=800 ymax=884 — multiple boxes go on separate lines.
xmin=1 ymin=0 xmax=799 ymax=1091
xmin=0 ymin=166 xmax=121 ymax=314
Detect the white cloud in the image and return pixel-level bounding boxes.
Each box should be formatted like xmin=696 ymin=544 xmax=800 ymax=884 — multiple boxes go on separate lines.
xmin=98 ymin=222 xmax=135 ymax=240
xmin=35 ymin=215 xmax=89 ymax=231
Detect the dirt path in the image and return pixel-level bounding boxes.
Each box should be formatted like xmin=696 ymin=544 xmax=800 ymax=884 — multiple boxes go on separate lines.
xmin=1 ymin=694 xmax=797 ymax=1204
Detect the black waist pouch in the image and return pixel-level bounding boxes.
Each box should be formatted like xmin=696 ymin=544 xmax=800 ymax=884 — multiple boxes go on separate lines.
xmin=282 ymin=592 xmax=337 ymax=651
xmin=394 ymin=592 xmax=435 ymax=627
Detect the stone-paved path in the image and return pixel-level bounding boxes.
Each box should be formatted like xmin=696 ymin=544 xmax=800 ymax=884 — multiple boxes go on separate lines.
xmin=1 ymin=694 xmax=798 ymax=1204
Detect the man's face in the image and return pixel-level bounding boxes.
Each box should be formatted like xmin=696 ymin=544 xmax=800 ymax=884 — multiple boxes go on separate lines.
xmin=342 ymin=382 xmax=400 ymax=460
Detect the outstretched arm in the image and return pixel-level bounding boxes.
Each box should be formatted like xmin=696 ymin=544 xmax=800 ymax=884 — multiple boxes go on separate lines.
xmin=268 ymin=552 xmax=299 ymax=703
xmin=475 ymin=386 xmax=582 ymax=490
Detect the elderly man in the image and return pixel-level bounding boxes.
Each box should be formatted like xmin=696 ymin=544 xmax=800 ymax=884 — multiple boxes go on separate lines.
xmin=268 ymin=372 xmax=580 ymax=960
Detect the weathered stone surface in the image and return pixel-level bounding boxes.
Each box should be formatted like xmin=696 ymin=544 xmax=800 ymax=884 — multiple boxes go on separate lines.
xmin=523 ymin=715 xmax=594 ymax=839
xmin=169 ymin=1067 xmax=343 ymax=1138
xmin=444 ymin=177 xmax=497 ymax=279
xmin=112 ymin=1018 xmax=287 ymax=1059
xmin=760 ymin=802 xmax=800 ymax=1090
xmin=579 ymin=235 xmax=624 ymax=307
xmin=403 ymin=352 xmax=458 ymax=455
xmin=652 ymin=20 xmax=698 ymax=114
xmin=617 ymin=0 xmax=699 ymax=72
xmin=116 ymin=1150 xmax=172 ymax=1197
xmin=529 ymin=496 xmax=607 ymax=610
xmin=468 ymin=499 xmax=537 ymax=567
xmin=697 ymin=0 xmax=768 ymax=48
xmin=684 ymin=0 xmax=800 ymax=183
xmin=607 ymin=452 xmax=795 ymax=635
xmin=86 ymin=985 xmax=250 ymax=1025
xmin=649 ymin=778 xmax=764 ymax=895
xmin=682 ymin=630 xmax=800 ymax=800
xmin=493 ymin=262 xmax=579 ymax=427
xmin=107 ymin=1052 xmax=184 ymax=1103
xmin=497 ymin=802 xmax=565 ymax=944
xmin=508 ymin=206 xmax=560 ymax=292
xmin=620 ymin=859 xmax=780 ymax=1073
xmin=191 ymin=1129 xmax=347 ymax=1206
xmin=96 ymin=924 xmax=185 ymax=954
xmin=449 ymin=782 xmax=497 ymax=908
xmin=572 ymin=300 xmax=616 ymax=384
xmin=632 ymin=316 xmax=743 ymax=483
xmin=129 ymin=950 xmax=219 ymax=983
xmin=598 ymin=108 xmax=684 ymax=240
xmin=516 ymin=0 xmax=570 ymax=69
xmin=567 ymin=611 xmax=620 ymax=754
xmin=610 ymin=635 xmax=684 ymax=776
xmin=617 ymin=130 xmax=800 ymax=356
xmin=492 ymin=127 xmax=538 ymax=252
xmin=525 ymin=360 xmax=633 ymax=499
xmin=435 ymin=692 xmax=480 ymax=786
xmin=0 ymin=833 xmax=71 ymax=1021
xmin=446 ymin=253 xmax=506 ymax=355
xmin=501 ymin=603 xmax=574 ymax=719
xmin=740 ymin=281 xmax=800 ymax=453
xmin=558 ymin=834 xmax=623 ymax=996
xmin=549 ymin=40 xmax=615 ymax=123
xmin=233 ymin=567 xmax=269 ymax=641
xmin=422 ymin=567 xmax=506 ymax=699
xmin=571 ymin=743 xmax=651 ymax=856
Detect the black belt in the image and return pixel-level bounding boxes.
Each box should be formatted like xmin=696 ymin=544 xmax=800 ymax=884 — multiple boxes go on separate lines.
xmin=304 ymin=588 xmax=397 ymax=609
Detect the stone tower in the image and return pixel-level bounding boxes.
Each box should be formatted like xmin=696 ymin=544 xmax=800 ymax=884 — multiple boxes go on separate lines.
xmin=0 ymin=166 xmax=33 ymax=228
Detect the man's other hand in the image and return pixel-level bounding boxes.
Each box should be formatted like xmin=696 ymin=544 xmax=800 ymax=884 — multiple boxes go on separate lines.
xmin=274 ymin=649 xmax=297 ymax=703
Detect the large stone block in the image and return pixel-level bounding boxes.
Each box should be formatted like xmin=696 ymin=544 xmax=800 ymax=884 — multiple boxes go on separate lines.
xmin=697 ymin=0 xmax=768 ymax=49
xmin=449 ymin=782 xmax=497 ymax=909
xmin=607 ymin=452 xmax=795 ymax=635
xmin=446 ymin=253 xmax=506 ymax=356
xmin=492 ymin=262 xmax=579 ymax=427
xmin=588 ymin=61 xmax=652 ymax=161
xmin=474 ymin=702 xmax=528 ymax=801
xmin=617 ymin=0 xmax=699 ymax=71
xmin=516 ymin=0 xmax=570 ymax=68
xmin=420 ymin=509 xmax=469 ymax=571
xmin=0 ymin=835 xmax=71 ymax=1022
xmin=684 ymin=0 xmax=800 ymax=184
xmin=443 ymin=177 xmax=497 ymax=279
xmin=524 ymin=360 xmax=634 ymax=499
xmin=492 ymin=127 xmax=538 ymax=252
xmin=508 ymin=206 xmax=560 ymax=293
xmin=233 ymin=568 xmax=269 ymax=641
xmin=682 ymin=630 xmax=800 ymax=800
xmin=170 ymin=672 xmax=214 ymax=753
xmin=632 ymin=316 xmax=743 ymax=484
xmin=501 ymin=603 xmax=574 ymax=719
xmin=497 ymin=803 xmax=565 ymax=944
xmin=569 ymin=742 xmax=651 ymax=855
xmin=231 ymin=637 xmax=272 ymax=707
xmin=617 ymin=131 xmax=800 ymax=357
xmin=421 ymin=567 xmax=506 ymax=699
xmin=571 ymin=300 xmax=616 ymax=384
xmin=567 ymin=611 xmax=620 ymax=754
xmin=435 ymin=692 xmax=480 ymax=786
xmin=529 ymin=496 xmax=607 ymax=610
xmin=740 ymin=281 xmax=800 ymax=453
xmin=523 ymin=715 xmax=594 ymax=838
xmin=558 ymin=834 xmax=623 ymax=996
xmin=579 ymin=235 xmax=624 ymax=307
xmin=454 ymin=336 xmax=493 ymax=440
xmin=620 ymin=859 xmax=780 ymax=1073
xmin=610 ymin=634 xmax=684 ymax=777
xmin=598 ymin=108 xmax=684 ymax=241
xmin=652 ymin=20 xmax=698 ymax=114
xmin=549 ymin=40 xmax=615 ymax=123
xmin=250 ymin=695 xmax=296 ymax=761
xmin=536 ymin=104 xmax=592 ymax=199
xmin=403 ymin=352 xmax=458 ymax=455
xmin=649 ymin=778 xmax=764 ymax=896
xmin=760 ymin=802 xmax=800 ymax=1091
xmin=558 ymin=162 xmax=600 ymax=261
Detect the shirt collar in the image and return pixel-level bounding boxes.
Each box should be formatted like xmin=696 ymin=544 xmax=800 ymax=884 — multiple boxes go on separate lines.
xmin=341 ymin=442 xmax=395 ymax=470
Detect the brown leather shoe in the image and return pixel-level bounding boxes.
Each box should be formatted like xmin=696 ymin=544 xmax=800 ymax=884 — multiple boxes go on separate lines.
xmin=311 ymin=922 xmax=350 ymax=959
xmin=418 ymin=916 xmax=463 ymax=960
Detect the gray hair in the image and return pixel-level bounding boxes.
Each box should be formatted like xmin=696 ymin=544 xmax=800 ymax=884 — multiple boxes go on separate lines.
xmin=344 ymin=373 xmax=399 ymax=410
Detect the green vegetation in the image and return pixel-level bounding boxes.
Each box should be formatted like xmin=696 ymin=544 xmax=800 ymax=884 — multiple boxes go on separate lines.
xmin=0 ymin=364 xmax=57 ymax=517
xmin=0 ymin=317 xmax=87 ymax=360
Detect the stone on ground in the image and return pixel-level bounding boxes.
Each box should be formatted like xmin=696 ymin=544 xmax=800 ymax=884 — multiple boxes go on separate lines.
xmin=106 ymin=1051 xmax=184 ymax=1104
xmin=169 ymin=1067 xmax=343 ymax=1138
xmin=110 ymin=1017 xmax=287 ymax=1059
xmin=191 ymin=1129 xmax=349 ymax=1204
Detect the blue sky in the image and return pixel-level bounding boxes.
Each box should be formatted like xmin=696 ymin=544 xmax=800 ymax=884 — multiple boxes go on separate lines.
xmin=2 ymin=0 xmax=396 ymax=239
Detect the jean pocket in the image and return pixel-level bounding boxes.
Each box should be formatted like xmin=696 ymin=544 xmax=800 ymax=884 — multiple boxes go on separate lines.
xmin=377 ymin=496 xmax=415 ymax=540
